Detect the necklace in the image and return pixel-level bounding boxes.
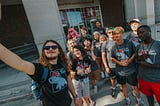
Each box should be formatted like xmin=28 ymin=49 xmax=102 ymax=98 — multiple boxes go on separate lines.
xmin=142 ymin=40 xmax=154 ymax=55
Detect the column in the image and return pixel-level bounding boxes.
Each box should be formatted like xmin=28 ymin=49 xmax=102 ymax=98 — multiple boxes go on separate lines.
xmin=146 ymin=0 xmax=155 ymax=25
xmin=22 ymin=0 xmax=66 ymax=53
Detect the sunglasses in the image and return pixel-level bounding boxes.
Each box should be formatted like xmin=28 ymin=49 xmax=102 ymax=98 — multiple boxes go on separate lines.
xmin=108 ymin=31 xmax=113 ymax=34
xmin=43 ymin=45 xmax=58 ymax=50
xmin=69 ymin=30 xmax=73 ymax=33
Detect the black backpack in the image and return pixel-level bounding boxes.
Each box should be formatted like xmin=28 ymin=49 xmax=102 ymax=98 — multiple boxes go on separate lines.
xmin=31 ymin=67 xmax=48 ymax=100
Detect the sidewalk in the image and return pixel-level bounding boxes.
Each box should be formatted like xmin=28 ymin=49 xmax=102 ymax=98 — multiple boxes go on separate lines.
xmin=0 ymin=67 xmax=32 ymax=105
xmin=0 ymin=67 xmax=159 ymax=106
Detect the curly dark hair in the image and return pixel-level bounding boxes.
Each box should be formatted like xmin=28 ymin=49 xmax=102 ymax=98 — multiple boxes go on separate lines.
xmin=38 ymin=40 xmax=70 ymax=71
xmin=73 ymin=44 xmax=88 ymax=61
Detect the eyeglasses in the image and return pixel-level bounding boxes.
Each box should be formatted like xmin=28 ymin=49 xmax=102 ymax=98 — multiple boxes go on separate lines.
xmin=43 ymin=45 xmax=58 ymax=50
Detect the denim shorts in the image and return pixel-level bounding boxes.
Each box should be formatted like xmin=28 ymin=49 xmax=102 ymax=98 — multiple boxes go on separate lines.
xmin=72 ymin=77 xmax=90 ymax=98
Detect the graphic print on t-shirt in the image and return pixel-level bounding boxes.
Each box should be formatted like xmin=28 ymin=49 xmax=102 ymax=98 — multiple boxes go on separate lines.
xmin=48 ymin=68 xmax=67 ymax=93
xmin=131 ymin=37 xmax=140 ymax=47
xmin=116 ymin=48 xmax=129 ymax=60
xmin=138 ymin=49 xmax=156 ymax=64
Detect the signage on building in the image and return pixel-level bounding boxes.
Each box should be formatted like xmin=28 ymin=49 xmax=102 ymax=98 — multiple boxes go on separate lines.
xmin=84 ymin=7 xmax=96 ymax=18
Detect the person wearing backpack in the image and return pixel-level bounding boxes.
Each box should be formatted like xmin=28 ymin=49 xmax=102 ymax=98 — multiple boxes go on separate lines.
xmin=0 ymin=40 xmax=78 ymax=106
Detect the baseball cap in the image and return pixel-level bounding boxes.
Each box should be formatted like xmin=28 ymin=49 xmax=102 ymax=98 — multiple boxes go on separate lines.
xmin=129 ymin=18 xmax=141 ymax=25
xmin=108 ymin=27 xmax=114 ymax=31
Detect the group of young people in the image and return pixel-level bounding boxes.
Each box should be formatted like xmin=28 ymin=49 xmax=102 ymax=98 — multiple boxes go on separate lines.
xmin=0 ymin=19 xmax=160 ymax=106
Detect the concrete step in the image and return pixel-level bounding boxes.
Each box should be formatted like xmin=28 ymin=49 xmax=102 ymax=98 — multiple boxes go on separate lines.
xmin=0 ymin=79 xmax=33 ymax=105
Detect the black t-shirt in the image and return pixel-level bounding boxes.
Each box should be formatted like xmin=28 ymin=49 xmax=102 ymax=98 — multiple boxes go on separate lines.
xmin=71 ymin=58 xmax=91 ymax=77
xmin=28 ymin=63 xmax=71 ymax=106
xmin=94 ymin=27 xmax=106 ymax=35
xmin=78 ymin=34 xmax=93 ymax=46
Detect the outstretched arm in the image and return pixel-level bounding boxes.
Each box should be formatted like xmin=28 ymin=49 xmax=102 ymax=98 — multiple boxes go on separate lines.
xmin=0 ymin=43 xmax=35 ymax=75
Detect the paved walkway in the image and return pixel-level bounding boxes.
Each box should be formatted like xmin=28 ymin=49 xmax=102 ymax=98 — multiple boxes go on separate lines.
xmin=0 ymin=67 xmax=159 ymax=106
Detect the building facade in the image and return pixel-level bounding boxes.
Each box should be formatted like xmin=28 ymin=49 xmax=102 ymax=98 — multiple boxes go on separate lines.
xmin=0 ymin=0 xmax=160 ymax=52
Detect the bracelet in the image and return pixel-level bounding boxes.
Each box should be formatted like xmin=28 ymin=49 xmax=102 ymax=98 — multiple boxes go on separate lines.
xmin=105 ymin=67 xmax=109 ymax=69
xmin=73 ymin=95 xmax=78 ymax=99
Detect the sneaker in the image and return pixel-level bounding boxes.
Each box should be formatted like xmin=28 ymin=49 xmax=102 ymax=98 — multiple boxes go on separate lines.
xmin=94 ymin=86 xmax=98 ymax=94
xmin=111 ymin=88 xmax=116 ymax=97
xmin=125 ymin=99 xmax=131 ymax=106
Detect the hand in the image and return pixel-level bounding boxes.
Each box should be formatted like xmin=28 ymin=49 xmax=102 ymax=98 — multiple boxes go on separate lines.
xmin=108 ymin=71 xmax=116 ymax=79
xmin=74 ymin=98 xmax=79 ymax=106
xmin=119 ymin=59 xmax=129 ymax=66
xmin=137 ymin=54 xmax=148 ymax=61
xmin=77 ymin=67 xmax=84 ymax=75
xmin=86 ymin=68 xmax=91 ymax=73
xmin=105 ymin=67 xmax=110 ymax=73
xmin=91 ymin=46 xmax=94 ymax=51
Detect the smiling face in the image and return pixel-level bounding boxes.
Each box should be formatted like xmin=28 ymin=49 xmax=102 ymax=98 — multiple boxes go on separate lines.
xmin=80 ymin=28 xmax=87 ymax=36
xmin=67 ymin=39 xmax=76 ymax=51
xmin=114 ymin=32 xmax=123 ymax=42
xmin=107 ymin=30 xmax=115 ymax=40
xmin=43 ymin=42 xmax=59 ymax=60
xmin=96 ymin=21 xmax=101 ymax=28
xmin=113 ymin=27 xmax=124 ymax=43
xmin=73 ymin=48 xmax=82 ymax=59
xmin=137 ymin=26 xmax=151 ymax=42
xmin=84 ymin=39 xmax=91 ymax=48
xmin=130 ymin=22 xmax=141 ymax=31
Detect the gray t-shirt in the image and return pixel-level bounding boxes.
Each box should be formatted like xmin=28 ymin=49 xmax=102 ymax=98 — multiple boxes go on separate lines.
xmin=136 ymin=40 xmax=160 ymax=82
xmin=101 ymin=40 xmax=116 ymax=68
xmin=124 ymin=31 xmax=141 ymax=48
xmin=92 ymin=40 xmax=101 ymax=57
xmin=111 ymin=39 xmax=136 ymax=76
xmin=123 ymin=31 xmax=136 ymax=40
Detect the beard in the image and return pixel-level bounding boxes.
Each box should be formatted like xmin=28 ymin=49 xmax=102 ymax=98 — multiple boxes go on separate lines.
xmin=46 ymin=56 xmax=58 ymax=61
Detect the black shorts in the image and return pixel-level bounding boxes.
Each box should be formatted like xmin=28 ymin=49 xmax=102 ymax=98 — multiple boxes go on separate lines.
xmin=116 ymin=72 xmax=138 ymax=86
xmin=109 ymin=68 xmax=117 ymax=79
